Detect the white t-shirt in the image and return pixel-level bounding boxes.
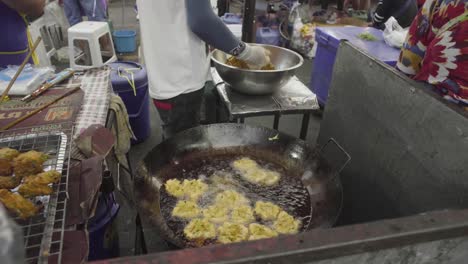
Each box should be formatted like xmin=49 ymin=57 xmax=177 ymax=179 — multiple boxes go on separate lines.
xmin=137 ymin=0 xmax=210 ymax=100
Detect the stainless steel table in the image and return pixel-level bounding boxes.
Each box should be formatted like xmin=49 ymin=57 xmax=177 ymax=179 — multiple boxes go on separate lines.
xmin=212 ymin=68 xmax=320 ymax=140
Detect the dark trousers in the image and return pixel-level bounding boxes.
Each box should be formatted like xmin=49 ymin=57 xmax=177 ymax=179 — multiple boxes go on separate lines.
xmin=321 ymin=0 xmax=344 ymax=11
xmin=153 ymin=87 xmax=205 ymax=139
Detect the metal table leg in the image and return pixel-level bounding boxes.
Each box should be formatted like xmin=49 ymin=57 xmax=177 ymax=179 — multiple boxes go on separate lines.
xmin=273 ymin=114 xmax=280 ymax=130
xmin=300 ymin=113 xmax=311 ymax=140
xmin=239 ymin=117 xmax=245 ymax=124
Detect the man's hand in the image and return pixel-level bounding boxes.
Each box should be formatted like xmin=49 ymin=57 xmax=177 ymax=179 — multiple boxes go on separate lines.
xmin=236 ymin=44 xmax=271 ymax=70
xmin=1 ymin=0 xmax=46 ymax=17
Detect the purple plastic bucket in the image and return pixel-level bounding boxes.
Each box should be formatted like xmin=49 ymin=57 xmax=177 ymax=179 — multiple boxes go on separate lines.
xmin=110 ymin=61 xmax=151 ymax=144
xmin=88 ymin=193 xmax=120 ymax=261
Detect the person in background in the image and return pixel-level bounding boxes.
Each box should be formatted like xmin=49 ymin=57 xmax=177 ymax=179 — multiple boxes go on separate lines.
xmin=137 ymin=0 xmax=270 ymax=138
xmin=372 ymin=0 xmax=418 ymax=29
xmin=0 ymin=0 xmax=45 ymax=68
xmin=417 ymin=0 xmax=426 ymax=9
xmin=397 ymin=0 xmax=467 ymax=105
xmin=343 ymin=0 xmax=371 ymax=11
xmin=63 ymin=0 xmax=107 ymax=26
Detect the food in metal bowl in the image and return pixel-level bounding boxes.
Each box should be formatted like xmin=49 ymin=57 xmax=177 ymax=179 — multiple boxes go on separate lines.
xmin=226 ymin=56 xmax=276 ymax=71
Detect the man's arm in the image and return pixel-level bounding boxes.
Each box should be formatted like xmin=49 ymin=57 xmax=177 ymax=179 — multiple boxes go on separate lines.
xmin=1 ymin=0 xmax=46 ymax=17
xmin=185 ymin=0 xmax=242 ymax=55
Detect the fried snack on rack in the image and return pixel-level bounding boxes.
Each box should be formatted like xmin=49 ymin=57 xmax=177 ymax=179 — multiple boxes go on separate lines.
xmin=203 ymin=204 xmax=229 ymax=224
xmin=184 ymin=218 xmax=217 ymax=240
xmin=0 ymin=159 xmax=12 ymax=176
xmin=172 ymin=200 xmax=201 ymax=219
xmin=231 ymin=205 xmax=255 ymax=224
xmin=0 ymin=176 xmax=22 ymax=189
xmin=24 ymin=171 xmax=61 ymax=185
xmin=13 ymin=151 xmax=48 ymax=177
xmin=248 ymin=223 xmax=278 ymax=241
xmin=0 ymin=189 xmax=38 ymax=219
xmin=0 ymin=148 xmax=20 ymax=161
xmin=217 ymin=222 xmax=249 ymax=244
xmin=18 ymin=183 xmax=53 ymax=198
xmin=214 ymin=190 xmax=249 ymax=209
xmin=254 ymin=201 xmax=281 ymax=221
xmin=182 ymin=179 xmax=208 ymax=201
xmin=273 ymin=211 xmax=301 ymax=235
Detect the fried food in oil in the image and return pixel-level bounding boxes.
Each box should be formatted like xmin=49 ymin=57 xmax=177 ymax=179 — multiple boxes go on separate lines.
xmin=232 ymin=157 xmax=281 ymax=186
xmin=0 ymin=189 xmax=38 ymax=219
xmin=0 ymin=148 xmax=20 ymax=161
xmin=0 ymin=176 xmax=22 ymax=189
xmin=184 ymin=218 xmax=217 ymax=240
xmin=0 ymin=159 xmax=12 ymax=175
xmin=217 ymin=222 xmax=249 ymax=244
xmin=182 ymin=179 xmax=208 ymax=201
xmin=172 ymin=200 xmax=201 ymax=219
xmin=18 ymin=183 xmax=53 ymax=198
xmin=231 ymin=205 xmax=255 ymax=224
xmin=164 ymin=179 xmax=185 ymax=198
xmin=273 ymin=211 xmax=301 ymax=235
xmin=215 ymin=190 xmax=249 ymax=209
xmin=226 ymin=57 xmax=275 ymax=71
xmin=248 ymin=223 xmax=278 ymax=241
xmin=13 ymin=151 xmax=48 ymax=177
xmin=203 ymin=204 xmax=229 ymax=224
xmin=254 ymin=201 xmax=281 ymax=221
xmin=24 ymin=171 xmax=61 ymax=185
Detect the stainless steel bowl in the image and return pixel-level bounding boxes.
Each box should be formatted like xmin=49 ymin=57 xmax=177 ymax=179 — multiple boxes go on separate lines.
xmin=211 ymin=44 xmax=304 ymax=95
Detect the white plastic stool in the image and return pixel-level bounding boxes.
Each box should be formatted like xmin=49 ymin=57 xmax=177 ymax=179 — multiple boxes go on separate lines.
xmin=68 ymin=21 xmax=117 ymax=70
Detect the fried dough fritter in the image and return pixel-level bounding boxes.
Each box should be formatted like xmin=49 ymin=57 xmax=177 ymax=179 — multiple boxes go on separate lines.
xmin=215 ymin=190 xmax=249 ymax=209
xmin=217 ymin=222 xmax=249 ymax=244
xmin=273 ymin=211 xmax=301 ymax=235
xmin=231 ymin=205 xmax=255 ymax=224
xmin=24 ymin=171 xmax=61 ymax=185
xmin=0 ymin=159 xmax=12 ymax=176
xmin=0 ymin=176 xmax=22 ymax=190
xmin=232 ymin=157 xmax=281 ymax=186
xmin=164 ymin=179 xmax=185 ymax=198
xmin=203 ymin=204 xmax=229 ymax=224
xmin=0 ymin=189 xmax=38 ymax=219
xmin=172 ymin=200 xmax=201 ymax=219
xmin=248 ymin=223 xmax=278 ymax=241
xmin=182 ymin=179 xmax=208 ymax=201
xmin=18 ymin=183 xmax=53 ymax=198
xmin=254 ymin=201 xmax=281 ymax=221
xmin=13 ymin=151 xmax=48 ymax=178
xmin=184 ymin=218 xmax=217 ymax=240
xmin=0 ymin=148 xmax=20 ymax=161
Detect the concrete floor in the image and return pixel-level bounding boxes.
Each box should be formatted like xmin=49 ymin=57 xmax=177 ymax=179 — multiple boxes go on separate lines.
xmin=107 ymin=0 xmax=323 ymax=257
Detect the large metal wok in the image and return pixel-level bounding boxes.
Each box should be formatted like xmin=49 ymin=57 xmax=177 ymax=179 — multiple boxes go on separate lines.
xmin=135 ymin=124 xmax=347 ymax=248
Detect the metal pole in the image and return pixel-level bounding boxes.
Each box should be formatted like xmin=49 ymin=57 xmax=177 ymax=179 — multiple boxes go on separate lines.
xmin=242 ymin=0 xmax=256 ymax=43
xmin=122 ymin=0 xmax=126 ymax=26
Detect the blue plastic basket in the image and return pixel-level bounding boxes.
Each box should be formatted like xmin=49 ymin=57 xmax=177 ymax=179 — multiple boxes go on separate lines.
xmin=113 ymin=30 xmax=136 ymax=53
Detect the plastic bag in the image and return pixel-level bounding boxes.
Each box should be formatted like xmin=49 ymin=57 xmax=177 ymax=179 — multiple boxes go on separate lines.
xmin=0 ymin=64 xmax=54 ymax=95
xmin=290 ymin=18 xmax=315 ymax=59
xmin=383 ymin=17 xmax=409 ymax=48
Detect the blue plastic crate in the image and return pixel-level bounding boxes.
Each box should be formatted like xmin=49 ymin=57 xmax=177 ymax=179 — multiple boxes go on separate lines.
xmin=310 ymin=26 xmax=401 ymax=105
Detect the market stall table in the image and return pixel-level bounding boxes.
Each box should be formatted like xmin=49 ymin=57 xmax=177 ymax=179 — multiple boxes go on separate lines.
xmin=212 ymin=68 xmax=320 ymax=140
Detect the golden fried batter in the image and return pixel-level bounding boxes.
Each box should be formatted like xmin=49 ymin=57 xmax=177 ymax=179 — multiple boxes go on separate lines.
xmin=182 ymin=179 xmax=208 ymax=201
xmin=0 ymin=189 xmax=38 ymax=219
xmin=172 ymin=200 xmax=201 ymax=219
xmin=254 ymin=201 xmax=281 ymax=221
xmin=18 ymin=183 xmax=53 ymax=198
xmin=203 ymin=204 xmax=229 ymax=224
xmin=248 ymin=223 xmax=278 ymax=241
xmin=0 ymin=159 xmax=12 ymax=176
xmin=215 ymin=190 xmax=249 ymax=209
xmin=232 ymin=157 xmax=281 ymax=186
xmin=273 ymin=211 xmax=301 ymax=235
xmin=24 ymin=171 xmax=61 ymax=185
xmin=13 ymin=151 xmax=48 ymax=177
xmin=217 ymin=222 xmax=249 ymax=244
xmin=231 ymin=205 xmax=255 ymax=224
xmin=0 ymin=176 xmax=22 ymax=190
xmin=164 ymin=179 xmax=185 ymax=198
xmin=0 ymin=148 xmax=20 ymax=161
xmin=184 ymin=218 xmax=217 ymax=240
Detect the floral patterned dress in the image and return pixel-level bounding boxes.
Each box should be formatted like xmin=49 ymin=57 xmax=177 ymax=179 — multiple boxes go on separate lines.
xmin=397 ymin=0 xmax=468 ymax=105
